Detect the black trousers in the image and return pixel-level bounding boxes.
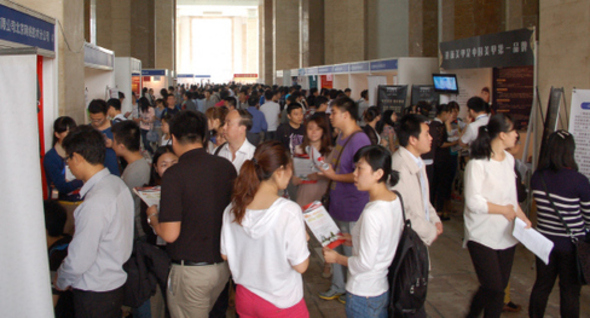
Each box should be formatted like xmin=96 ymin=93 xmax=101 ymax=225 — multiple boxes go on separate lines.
xmin=72 ymin=285 xmax=124 ymax=318
xmin=529 ymin=235 xmax=582 ymax=318
xmin=466 ymin=241 xmax=515 ymax=318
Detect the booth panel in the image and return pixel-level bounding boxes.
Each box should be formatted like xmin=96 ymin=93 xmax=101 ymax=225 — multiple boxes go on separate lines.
xmin=115 ymin=58 xmax=133 ymax=114
xmin=0 ymin=54 xmax=54 ymax=318
xmin=85 ymin=68 xmax=116 ymax=107
xmin=333 ymin=74 xmax=349 ymax=90
xmin=143 ymin=75 xmax=170 ymax=99
xmin=42 ymin=56 xmax=58 ymax=153
xmin=349 ymin=74 xmax=369 ymax=102
xmin=367 ymin=75 xmax=388 ymax=106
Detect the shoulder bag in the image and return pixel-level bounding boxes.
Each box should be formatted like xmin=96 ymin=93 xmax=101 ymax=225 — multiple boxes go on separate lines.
xmin=539 ymin=176 xmax=590 ymax=285
xmin=320 ymin=130 xmax=363 ymax=210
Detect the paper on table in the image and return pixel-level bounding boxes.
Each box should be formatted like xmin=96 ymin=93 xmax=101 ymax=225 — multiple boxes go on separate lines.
xmin=302 ymin=201 xmax=344 ymax=249
xmin=512 ymin=218 xmax=554 ymax=265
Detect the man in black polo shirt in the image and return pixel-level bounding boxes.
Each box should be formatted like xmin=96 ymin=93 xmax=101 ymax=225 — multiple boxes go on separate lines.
xmin=147 ymin=110 xmax=237 ymax=317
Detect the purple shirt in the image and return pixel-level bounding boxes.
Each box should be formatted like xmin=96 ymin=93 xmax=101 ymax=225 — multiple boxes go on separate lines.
xmin=328 ymin=131 xmax=371 ymax=222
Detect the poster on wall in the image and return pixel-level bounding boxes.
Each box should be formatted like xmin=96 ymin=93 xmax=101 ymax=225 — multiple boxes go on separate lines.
xmin=539 ymin=87 xmax=563 ymax=164
xmin=492 ymin=65 xmax=534 ymax=130
xmin=569 ymin=89 xmax=590 ymax=179
xmin=411 ymin=85 xmax=439 ymax=118
xmin=377 ymin=85 xmax=408 ymax=114
xmin=131 ymin=75 xmax=141 ymax=97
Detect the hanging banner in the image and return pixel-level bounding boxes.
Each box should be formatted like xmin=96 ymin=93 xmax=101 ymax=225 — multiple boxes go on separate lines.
xmin=377 ymin=85 xmax=407 ymax=114
xmin=439 ymin=28 xmax=534 ymax=70
xmin=0 ymin=3 xmax=55 ymax=52
xmin=492 ymin=65 xmax=534 ymax=130
xmin=569 ymin=89 xmax=590 ymax=180
xmin=539 ymin=87 xmax=564 ymax=163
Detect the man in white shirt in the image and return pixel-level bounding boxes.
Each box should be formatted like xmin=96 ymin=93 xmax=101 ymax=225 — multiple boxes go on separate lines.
xmin=460 ymin=96 xmax=490 ymax=147
xmin=260 ymin=90 xmax=281 ymax=140
xmin=55 ymin=125 xmax=134 ymax=318
xmin=217 ymin=109 xmax=256 ymax=173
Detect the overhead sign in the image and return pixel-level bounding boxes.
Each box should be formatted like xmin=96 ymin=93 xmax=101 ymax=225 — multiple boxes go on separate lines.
xmin=370 ymin=59 xmax=397 ymax=71
xmin=333 ymin=64 xmax=349 ymax=73
xmin=298 ymin=69 xmax=306 ymax=76
xmin=0 ymin=3 xmax=55 ymax=52
xmin=318 ymin=66 xmax=334 ymax=74
xmin=83 ymin=43 xmax=114 ymax=70
xmin=233 ymin=73 xmax=258 ymax=78
xmin=177 ymin=74 xmax=194 ymax=78
xmin=440 ymin=28 xmax=535 ymax=70
xmin=350 ymin=62 xmax=370 ymax=73
xmin=306 ymin=67 xmax=318 ymax=75
xmin=142 ymin=69 xmax=166 ymax=76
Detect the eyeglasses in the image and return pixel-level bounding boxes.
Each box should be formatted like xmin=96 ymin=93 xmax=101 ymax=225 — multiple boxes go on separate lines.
xmin=65 ymin=153 xmax=74 ymax=163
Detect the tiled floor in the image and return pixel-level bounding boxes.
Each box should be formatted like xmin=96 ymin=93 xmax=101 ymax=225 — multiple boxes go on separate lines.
xmin=302 ymin=212 xmax=590 ymax=317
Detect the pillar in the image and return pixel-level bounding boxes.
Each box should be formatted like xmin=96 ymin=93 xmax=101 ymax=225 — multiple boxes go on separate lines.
xmin=273 ymin=0 xmax=300 ymax=76
xmin=324 ymin=0 xmax=366 ymax=64
xmin=155 ymin=0 xmax=175 ymax=71
xmin=260 ymin=0 xmax=273 ymax=84
xmin=299 ymin=0 xmax=324 ymax=67
xmin=131 ymin=0 xmax=155 ymax=68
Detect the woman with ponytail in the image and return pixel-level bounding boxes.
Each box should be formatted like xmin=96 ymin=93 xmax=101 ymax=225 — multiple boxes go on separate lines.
xmin=323 ymin=145 xmax=404 ymax=317
xmin=463 ymin=114 xmax=532 ymax=318
xmin=220 ymin=140 xmax=310 ymax=317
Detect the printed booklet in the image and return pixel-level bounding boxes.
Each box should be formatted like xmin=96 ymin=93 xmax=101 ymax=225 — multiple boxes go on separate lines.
xmin=133 ymin=186 xmax=161 ymax=208
xmin=302 ymin=201 xmax=345 ymax=249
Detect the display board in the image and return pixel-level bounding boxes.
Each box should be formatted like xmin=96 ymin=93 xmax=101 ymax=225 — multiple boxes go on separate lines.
xmin=411 ymin=85 xmax=439 ymax=118
xmin=569 ymin=89 xmax=590 ymax=179
xmin=539 ymin=87 xmax=563 ymax=163
xmin=492 ymin=65 xmax=534 ymax=130
xmin=377 ymin=85 xmax=408 ymax=113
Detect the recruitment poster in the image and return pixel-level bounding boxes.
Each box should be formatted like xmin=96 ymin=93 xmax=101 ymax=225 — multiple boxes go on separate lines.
xmin=411 ymin=85 xmax=439 ymax=118
xmin=492 ymin=65 xmax=534 ymax=130
xmin=569 ymin=89 xmax=590 ymax=179
xmin=377 ymin=85 xmax=408 ymax=114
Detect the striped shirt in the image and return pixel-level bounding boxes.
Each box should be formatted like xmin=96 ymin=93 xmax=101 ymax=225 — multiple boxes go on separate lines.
xmin=531 ymin=169 xmax=590 ymax=238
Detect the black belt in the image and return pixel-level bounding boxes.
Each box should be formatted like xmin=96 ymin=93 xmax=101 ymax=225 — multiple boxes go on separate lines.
xmin=171 ymin=260 xmax=221 ymax=266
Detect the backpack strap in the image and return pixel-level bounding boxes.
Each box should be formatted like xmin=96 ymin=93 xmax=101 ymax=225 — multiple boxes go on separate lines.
xmin=213 ymin=142 xmax=228 ymax=156
xmin=322 ymin=130 xmax=364 ymax=199
xmin=392 ymin=190 xmax=407 ymax=222
xmin=539 ymin=175 xmax=577 ymax=242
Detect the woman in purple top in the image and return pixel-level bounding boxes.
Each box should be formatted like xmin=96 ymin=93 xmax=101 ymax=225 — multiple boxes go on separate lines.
xmin=317 ymin=96 xmax=371 ymax=302
xmin=529 ymin=130 xmax=590 ymax=318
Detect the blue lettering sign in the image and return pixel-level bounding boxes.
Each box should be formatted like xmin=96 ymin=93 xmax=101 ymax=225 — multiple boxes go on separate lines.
xmin=142 ymin=70 xmax=167 ymax=76
xmin=0 ymin=4 xmax=55 ymax=52
xmin=370 ymin=59 xmax=397 ymax=71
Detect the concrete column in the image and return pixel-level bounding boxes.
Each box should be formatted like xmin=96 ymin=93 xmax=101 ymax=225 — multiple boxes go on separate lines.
xmin=324 ymin=0 xmax=366 ymax=64
xmin=109 ymin=0 xmax=131 ymax=56
xmin=273 ymin=0 xmax=300 ymax=75
xmin=155 ymin=0 xmax=175 ymax=71
xmin=367 ymin=0 xmax=408 ymax=59
xmin=299 ymin=0 xmax=324 ymax=67
xmin=177 ymin=15 xmax=191 ymax=74
xmin=13 ymin=0 xmax=86 ymax=123
xmin=95 ymin=0 xmax=112 ymax=49
xmin=260 ymin=0 xmax=273 ymax=84
xmin=453 ymin=0 xmax=505 ymax=39
xmin=246 ymin=9 xmax=258 ymax=74
xmin=408 ymin=0 xmax=438 ymax=57
xmin=131 ymin=0 xmax=155 ymax=68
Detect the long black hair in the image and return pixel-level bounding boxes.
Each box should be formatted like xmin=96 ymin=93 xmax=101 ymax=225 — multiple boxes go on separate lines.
xmin=138 ymin=96 xmax=151 ymax=113
xmin=538 ymin=130 xmax=578 ymax=172
xmin=52 ymin=116 xmax=77 ymax=146
xmin=470 ymin=113 xmax=513 ymax=160
xmin=353 ymin=145 xmax=400 ymax=187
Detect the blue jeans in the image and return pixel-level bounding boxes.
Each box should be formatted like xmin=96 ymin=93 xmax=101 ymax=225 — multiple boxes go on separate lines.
xmin=345 ymin=290 xmax=389 ymax=318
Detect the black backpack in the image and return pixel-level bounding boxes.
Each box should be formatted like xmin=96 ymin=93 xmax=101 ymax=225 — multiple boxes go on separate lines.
xmin=388 ymin=191 xmax=429 ymax=317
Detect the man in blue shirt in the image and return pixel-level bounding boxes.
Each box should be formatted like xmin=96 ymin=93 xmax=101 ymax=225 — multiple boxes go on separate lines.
xmin=88 ymin=99 xmax=121 ymax=176
xmin=246 ymin=94 xmax=267 ymax=146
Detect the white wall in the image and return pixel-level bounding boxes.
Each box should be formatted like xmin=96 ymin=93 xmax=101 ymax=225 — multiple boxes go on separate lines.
xmin=85 ymin=67 xmax=116 ymax=106
xmin=0 ymin=54 xmax=54 ymax=317
xmin=115 ymin=58 xmax=133 ymax=115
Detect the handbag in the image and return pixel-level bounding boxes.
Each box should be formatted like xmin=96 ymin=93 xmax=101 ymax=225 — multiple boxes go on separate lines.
xmin=539 ymin=176 xmax=590 ymax=285
xmin=146 ymin=129 xmax=159 ymax=143
xmin=320 ymin=131 xmax=363 ymax=210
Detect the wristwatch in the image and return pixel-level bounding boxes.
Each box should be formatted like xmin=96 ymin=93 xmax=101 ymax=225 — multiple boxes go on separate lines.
xmin=147 ymin=212 xmax=158 ymax=225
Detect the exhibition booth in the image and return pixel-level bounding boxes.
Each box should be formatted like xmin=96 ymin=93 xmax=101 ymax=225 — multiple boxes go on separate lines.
xmin=0 ymin=1 xmax=58 ymax=316
xmin=177 ymin=73 xmax=195 ymax=86
xmin=84 ymin=42 xmax=116 ymax=115
xmin=142 ymin=69 xmax=173 ymax=98
xmin=115 ymin=57 xmax=142 ymax=115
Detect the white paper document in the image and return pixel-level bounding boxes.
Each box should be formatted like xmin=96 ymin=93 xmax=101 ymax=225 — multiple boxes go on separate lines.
xmin=512 ymin=218 xmax=554 ymax=265
xmin=133 ymin=186 xmax=161 ymax=208
xmin=302 ymin=201 xmax=344 ymax=248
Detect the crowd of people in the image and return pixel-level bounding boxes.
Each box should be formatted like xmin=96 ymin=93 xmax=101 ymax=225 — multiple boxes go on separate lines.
xmin=42 ymin=82 xmax=590 ymax=318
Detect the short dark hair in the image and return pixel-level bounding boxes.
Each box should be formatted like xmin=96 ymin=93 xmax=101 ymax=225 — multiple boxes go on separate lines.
xmin=314 ymin=96 xmax=328 ymax=108
xmin=360 ymin=89 xmax=368 ymax=99
xmin=247 ymin=94 xmax=259 ymax=107
xmin=118 ymin=91 xmax=125 ymax=99
xmin=354 ymin=145 xmax=399 ymax=187
xmin=264 ymin=90 xmax=276 ymax=101
xmin=52 ymin=116 xmax=77 ymax=146
xmin=539 ymin=130 xmax=578 ymax=172
xmin=236 ymin=109 xmax=253 ymax=131
xmin=333 ymin=97 xmax=360 ymax=121
xmin=225 ymin=97 xmax=237 ymax=108
xmin=107 ymin=98 xmax=122 ymax=111
xmin=287 ymin=103 xmax=303 ymax=115
xmin=88 ymin=99 xmax=108 ymax=114
xmin=62 ymin=125 xmax=106 ymax=165
xmin=44 ymin=200 xmax=67 ymax=237
xmin=397 ymin=114 xmax=427 ymax=147
xmin=344 ymin=88 xmax=351 ymax=93
xmin=111 ymin=120 xmax=140 ymax=152
xmin=467 ymin=96 xmax=488 ymax=113
xmin=169 ymin=110 xmax=208 ymax=145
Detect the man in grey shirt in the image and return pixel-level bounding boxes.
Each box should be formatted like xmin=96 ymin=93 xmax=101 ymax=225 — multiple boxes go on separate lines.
xmin=112 ymin=121 xmax=151 ymax=238
xmin=55 ymin=125 xmax=134 ymax=318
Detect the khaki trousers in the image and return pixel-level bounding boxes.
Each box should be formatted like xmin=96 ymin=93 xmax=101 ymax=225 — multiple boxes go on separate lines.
xmin=167 ymin=262 xmax=230 ymax=318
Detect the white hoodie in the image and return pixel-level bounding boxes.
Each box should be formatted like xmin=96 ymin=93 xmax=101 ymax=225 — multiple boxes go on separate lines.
xmin=220 ymin=197 xmax=310 ymax=309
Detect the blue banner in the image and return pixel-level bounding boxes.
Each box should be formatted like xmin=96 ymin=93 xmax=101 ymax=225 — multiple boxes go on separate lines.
xmin=177 ymin=74 xmax=194 ymax=78
xmin=306 ymin=67 xmax=318 ymax=75
xmin=333 ymin=64 xmax=349 ymax=73
xmin=318 ymin=66 xmax=334 ymax=74
xmin=350 ymin=62 xmax=370 ymax=72
xmin=0 ymin=4 xmax=54 ymax=52
xmin=370 ymin=59 xmax=398 ymax=71
xmin=142 ymin=70 xmax=166 ymax=76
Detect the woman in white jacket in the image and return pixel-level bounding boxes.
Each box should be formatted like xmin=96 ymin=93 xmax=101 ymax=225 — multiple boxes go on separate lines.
xmin=323 ymin=145 xmax=404 ymax=318
xmin=463 ymin=114 xmax=531 ymax=318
